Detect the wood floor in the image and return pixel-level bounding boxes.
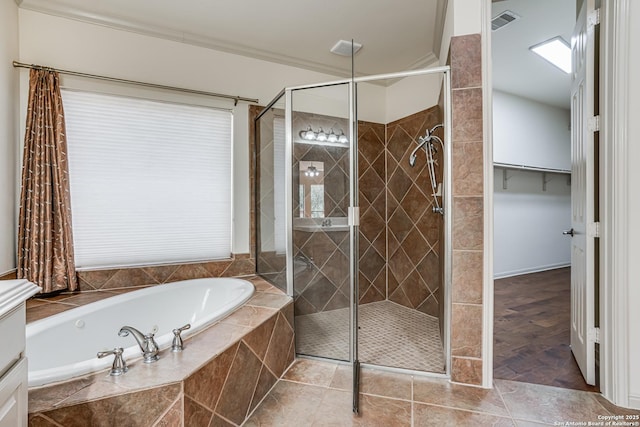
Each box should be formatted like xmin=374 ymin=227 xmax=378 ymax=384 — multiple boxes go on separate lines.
xmin=493 ymin=267 xmax=598 ymax=392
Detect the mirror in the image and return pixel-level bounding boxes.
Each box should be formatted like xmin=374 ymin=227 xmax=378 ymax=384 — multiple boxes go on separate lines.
xmin=298 ymin=161 xmax=324 ymax=218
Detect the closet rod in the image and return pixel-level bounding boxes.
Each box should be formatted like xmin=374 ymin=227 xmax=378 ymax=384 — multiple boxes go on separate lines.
xmin=12 ymin=61 xmax=259 ymax=105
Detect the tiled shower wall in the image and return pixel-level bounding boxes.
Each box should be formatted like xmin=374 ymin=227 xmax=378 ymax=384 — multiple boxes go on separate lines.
xmin=291 ymin=109 xmax=444 ymax=320
xmin=358 ymin=107 xmax=444 ymax=318
xmin=385 ymin=107 xmax=444 ymax=317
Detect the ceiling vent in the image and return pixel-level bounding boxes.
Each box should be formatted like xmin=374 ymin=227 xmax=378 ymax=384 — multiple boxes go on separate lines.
xmin=330 ymin=40 xmax=362 ymax=56
xmin=491 ymin=10 xmax=521 ymax=31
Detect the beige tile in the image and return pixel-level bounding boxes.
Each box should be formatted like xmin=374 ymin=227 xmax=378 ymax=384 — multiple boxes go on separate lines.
xmin=220 ymin=305 xmax=278 ymax=329
xmin=312 ymin=389 xmax=412 ymax=426
xmin=242 ymin=315 xmax=277 ymax=360
xmin=451 ymin=303 xmax=483 ymax=358
xmin=451 ymin=356 xmax=483 ymax=386
xmin=244 ymin=381 xmax=324 ymax=426
xmin=453 ymin=141 xmax=484 ymax=196
xmin=263 ymin=313 xmax=295 ymax=377
xmin=496 ymin=379 xmax=612 ymax=425
xmin=452 ymin=88 xmax=483 ymax=142
xmin=184 ymin=396 xmax=214 ymax=427
xmin=358 ymin=368 xmax=413 ymax=401
xmin=283 ymin=358 xmax=338 ymax=387
xmin=246 ymin=292 xmax=291 ymax=309
xmin=452 ymin=250 xmax=483 ymax=304
xmin=451 ymin=34 xmax=482 ymax=89
xmin=453 ymin=197 xmax=483 ymax=250
xmin=413 ymin=402 xmax=514 ymax=427
xmin=413 ymin=376 xmax=509 ymax=417
xmin=514 ymin=421 xmax=554 ymax=426
xmin=153 ymin=397 xmax=183 ymax=427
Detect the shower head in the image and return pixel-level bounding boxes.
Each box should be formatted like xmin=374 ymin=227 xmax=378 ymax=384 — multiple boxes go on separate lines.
xmin=409 ymin=152 xmax=418 ymax=167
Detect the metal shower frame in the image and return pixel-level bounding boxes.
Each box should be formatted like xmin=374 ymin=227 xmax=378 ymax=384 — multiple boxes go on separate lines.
xmin=257 ymin=64 xmax=453 ymax=381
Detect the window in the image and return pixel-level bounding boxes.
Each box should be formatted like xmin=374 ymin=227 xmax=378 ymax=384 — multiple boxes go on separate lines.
xmin=63 ymin=90 xmax=233 ymax=268
xmin=273 ymin=116 xmax=286 ymax=253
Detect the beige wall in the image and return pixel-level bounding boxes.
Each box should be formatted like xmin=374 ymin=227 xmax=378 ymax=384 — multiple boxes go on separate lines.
xmin=0 ymin=0 xmax=19 ymax=275
xmin=17 ymin=9 xmax=344 ymax=256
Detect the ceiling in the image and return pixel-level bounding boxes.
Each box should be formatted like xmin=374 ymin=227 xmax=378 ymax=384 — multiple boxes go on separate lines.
xmin=492 ymin=0 xmax=576 ymax=109
xmin=16 ymin=0 xmax=575 ymax=108
xmin=17 ymin=0 xmax=445 ymax=78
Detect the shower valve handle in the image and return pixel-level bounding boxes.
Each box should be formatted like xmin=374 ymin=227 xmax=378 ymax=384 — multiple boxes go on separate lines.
xmin=171 ymin=323 xmax=191 ymax=352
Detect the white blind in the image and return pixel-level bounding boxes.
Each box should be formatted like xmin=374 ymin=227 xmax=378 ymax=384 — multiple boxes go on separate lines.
xmin=273 ymin=117 xmax=286 ymax=253
xmin=62 ymin=90 xmax=232 ymax=268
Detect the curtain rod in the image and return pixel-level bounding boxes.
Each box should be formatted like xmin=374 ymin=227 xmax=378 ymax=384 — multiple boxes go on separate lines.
xmin=12 ymin=61 xmax=259 ymax=105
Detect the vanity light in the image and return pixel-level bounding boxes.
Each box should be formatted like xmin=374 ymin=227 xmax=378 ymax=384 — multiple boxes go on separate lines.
xmin=301 ymin=126 xmax=316 ymax=140
xmin=304 ymin=165 xmax=320 ymax=177
xmin=338 ymin=130 xmax=349 ymax=144
xmin=316 ymin=128 xmax=327 ymax=142
xmin=299 ymin=126 xmax=349 ymax=144
xmin=327 ymin=129 xmax=338 ymax=143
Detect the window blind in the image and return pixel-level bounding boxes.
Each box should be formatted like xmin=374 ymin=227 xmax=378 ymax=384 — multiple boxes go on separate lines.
xmin=62 ymin=90 xmax=232 ymax=268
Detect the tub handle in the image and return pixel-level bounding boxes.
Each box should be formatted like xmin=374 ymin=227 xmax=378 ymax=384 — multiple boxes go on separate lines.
xmin=97 ymin=347 xmax=128 ymax=376
xmin=171 ymin=323 xmax=191 ymax=352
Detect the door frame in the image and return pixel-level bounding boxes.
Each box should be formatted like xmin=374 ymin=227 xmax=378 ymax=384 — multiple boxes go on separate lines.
xmin=482 ymin=0 xmax=632 ymax=406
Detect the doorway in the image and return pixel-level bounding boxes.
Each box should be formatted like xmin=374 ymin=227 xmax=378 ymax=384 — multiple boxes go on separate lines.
xmin=491 ymin=0 xmax=598 ymax=391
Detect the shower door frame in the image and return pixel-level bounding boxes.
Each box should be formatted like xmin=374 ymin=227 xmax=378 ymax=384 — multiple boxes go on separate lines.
xmin=265 ymin=64 xmax=453 ymax=382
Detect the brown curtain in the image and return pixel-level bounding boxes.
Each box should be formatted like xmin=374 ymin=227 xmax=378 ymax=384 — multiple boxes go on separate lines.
xmin=18 ymin=69 xmax=78 ymax=293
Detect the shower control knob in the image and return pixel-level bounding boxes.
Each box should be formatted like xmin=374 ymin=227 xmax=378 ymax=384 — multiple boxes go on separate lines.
xmin=562 ymin=228 xmax=575 ymax=237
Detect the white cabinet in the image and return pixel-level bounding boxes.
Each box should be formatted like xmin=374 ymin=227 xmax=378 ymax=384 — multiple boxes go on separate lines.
xmin=0 ymin=280 xmax=40 ymax=427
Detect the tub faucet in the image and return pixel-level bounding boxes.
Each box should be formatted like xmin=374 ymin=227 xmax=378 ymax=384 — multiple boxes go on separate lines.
xmin=118 ymin=326 xmax=160 ymax=363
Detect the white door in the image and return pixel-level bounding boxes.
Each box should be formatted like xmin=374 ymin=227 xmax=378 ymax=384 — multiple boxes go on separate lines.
xmin=569 ymin=0 xmax=596 ymax=385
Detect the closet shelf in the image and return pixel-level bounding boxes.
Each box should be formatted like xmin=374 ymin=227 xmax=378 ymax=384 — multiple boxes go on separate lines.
xmin=493 ymin=162 xmax=571 ymax=174
xmin=494 ymin=162 xmax=571 ymax=191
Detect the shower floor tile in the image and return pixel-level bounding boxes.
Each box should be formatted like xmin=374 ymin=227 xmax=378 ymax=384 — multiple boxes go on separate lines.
xmin=295 ymin=300 xmax=445 ymax=373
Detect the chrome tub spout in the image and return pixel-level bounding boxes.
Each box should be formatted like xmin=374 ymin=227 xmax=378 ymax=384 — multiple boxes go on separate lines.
xmin=118 ymin=326 xmax=160 ymax=363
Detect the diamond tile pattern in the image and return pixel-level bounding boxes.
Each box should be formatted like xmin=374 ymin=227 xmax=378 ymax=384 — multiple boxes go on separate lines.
xmin=295 ymin=301 xmax=444 ymax=372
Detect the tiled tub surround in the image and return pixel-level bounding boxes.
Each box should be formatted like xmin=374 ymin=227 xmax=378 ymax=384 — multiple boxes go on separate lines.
xmin=27 ymin=276 xmax=295 ymax=427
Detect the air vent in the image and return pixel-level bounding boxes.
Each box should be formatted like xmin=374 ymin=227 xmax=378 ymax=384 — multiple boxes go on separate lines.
xmin=330 ymin=40 xmax=362 ymax=56
xmin=492 ymin=10 xmax=521 ymax=31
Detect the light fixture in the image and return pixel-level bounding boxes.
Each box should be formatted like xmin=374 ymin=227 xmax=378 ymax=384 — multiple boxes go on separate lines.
xmin=338 ymin=130 xmax=349 ymax=144
xmin=316 ymin=128 xmax=327 ymax=142
xmin=529 ymin=36 xmax=571 ymax=74
xmin=327 ymin=129 xmax=338 ymax=143
xmin=300 ymin=126 xmax=316 ymax=140
xmin=299 ymin=126 xmax=349 ymax=144
xmin=304 ymin=164 xmax=320 ymax=177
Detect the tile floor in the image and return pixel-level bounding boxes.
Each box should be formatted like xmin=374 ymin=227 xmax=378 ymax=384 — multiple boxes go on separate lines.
xmin=295 ymin=301 xmax=445 ymax=373
xmin=244 ymin=358 xmax=640 ymax=426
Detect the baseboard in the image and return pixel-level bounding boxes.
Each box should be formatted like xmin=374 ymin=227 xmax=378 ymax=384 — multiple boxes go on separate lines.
xmin=493 ymin=263 xmax=571 ymax=280
xmin=629 ymin=395 xmax=640 ymax=410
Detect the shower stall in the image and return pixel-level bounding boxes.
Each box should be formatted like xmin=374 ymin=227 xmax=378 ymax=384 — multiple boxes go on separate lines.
xmin=254 ymin=66 xmax=452 ymax=402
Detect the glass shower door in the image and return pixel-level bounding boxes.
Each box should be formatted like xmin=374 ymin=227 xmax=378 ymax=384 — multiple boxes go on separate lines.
xmin=290 ymin=83 xmax=356 ymax=362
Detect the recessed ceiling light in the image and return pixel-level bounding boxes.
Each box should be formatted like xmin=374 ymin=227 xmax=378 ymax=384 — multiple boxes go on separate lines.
xmin=330 ymin=40 xmax=362 ymax=56
xmin=529 ymin=36 xmax=571 ymax=74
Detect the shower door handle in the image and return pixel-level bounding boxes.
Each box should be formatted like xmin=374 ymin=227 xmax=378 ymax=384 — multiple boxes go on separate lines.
xmin=562 ymin=228 xmax=575 ymax=237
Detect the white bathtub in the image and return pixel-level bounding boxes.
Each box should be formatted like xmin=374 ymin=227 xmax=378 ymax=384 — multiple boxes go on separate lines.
xmin=26 ymin=277 xmax=254 ymax=387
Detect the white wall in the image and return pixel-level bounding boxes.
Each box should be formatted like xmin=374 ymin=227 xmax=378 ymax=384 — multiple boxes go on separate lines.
xmin=493 ymin=168 xmax=571 ymax=277
xmin=493 ymin=90 xmax=571 ymax=170
xmin=493 ymin=91 xmax=571 ymax=277
xmin=0 ymin=0 xmax=19 ymax=275
xmin=17 ymin=9 xmax=350 ymax=255
xmin=385 ymin=72 xmax=443 ymax=124
xmin=627 ymin=0 xmax=640 ymax=409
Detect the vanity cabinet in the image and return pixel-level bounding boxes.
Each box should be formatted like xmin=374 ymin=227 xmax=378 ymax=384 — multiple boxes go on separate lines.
xmin=0 ymin=280 xmax=40 ymax=427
